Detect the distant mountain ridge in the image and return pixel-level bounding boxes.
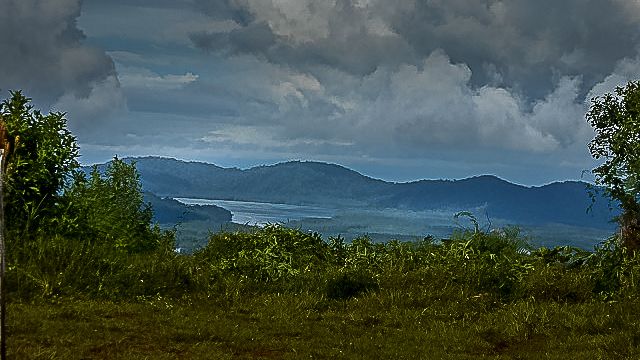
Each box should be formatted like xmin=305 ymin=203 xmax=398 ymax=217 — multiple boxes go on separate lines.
xmin=85 ymin=156 xmax=617 ymax=230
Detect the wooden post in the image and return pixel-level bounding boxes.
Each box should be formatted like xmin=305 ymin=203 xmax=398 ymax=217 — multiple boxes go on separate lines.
xmin=0 ymin=147 xmax=5 ymax=360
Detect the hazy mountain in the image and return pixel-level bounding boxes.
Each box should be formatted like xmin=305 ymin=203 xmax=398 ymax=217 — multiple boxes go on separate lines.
xmin=86 ymin=156 xmax=617 ymax=231
xmin=125 ymin=156 xmax=390 ymax=206
xmin=378 ymin=176 xmax=614 ymax=228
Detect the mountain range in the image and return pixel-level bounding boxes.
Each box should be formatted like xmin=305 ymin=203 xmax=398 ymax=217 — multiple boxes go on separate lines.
xmin=89 ymin=156 xmax=617 ymax=231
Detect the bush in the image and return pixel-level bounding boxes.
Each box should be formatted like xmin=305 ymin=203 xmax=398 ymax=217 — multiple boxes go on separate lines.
xmin=325 ymin=269 xmax=379 ymax=300
xmin=8 ymin=231 xmax=192 ymax=301
xmin=67 ymin=157 xmax=174 ymax=253
xmin=195 ymin=225 xmax=330 ymax=284
xmin=520 ymin=263 xmax=593 ymax=302
xmin=586 ymin=80 xmax=640 ymax=250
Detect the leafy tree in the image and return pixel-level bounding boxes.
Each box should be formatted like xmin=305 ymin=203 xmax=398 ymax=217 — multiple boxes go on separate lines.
xmin=0 ymin=91 xmax=170 ymax=252
xmin=68 ymin=157 xmax=172 ymax=253
xmin=0 ymin=91 xmax=79 ymax=236
xmin=587 ymin=80 xmax=640 ymax=250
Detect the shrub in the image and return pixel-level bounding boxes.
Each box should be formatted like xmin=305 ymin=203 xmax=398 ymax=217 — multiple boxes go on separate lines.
xmin=520 ymin=263 xmax=594 ymax=302
xmin=195 ymin=225 xmax=330 ymax=284
xmin=67 ymin=157 xmax=173 ymax=253
xmin=325 ymin=269 xmax=379 ymax=300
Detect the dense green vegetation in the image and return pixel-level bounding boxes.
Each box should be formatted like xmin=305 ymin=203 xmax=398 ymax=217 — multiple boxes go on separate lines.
xmin=3 ymin=86 xmax=640 ymax=358
xmin=8 ymin=224 xmax=640 ymax=358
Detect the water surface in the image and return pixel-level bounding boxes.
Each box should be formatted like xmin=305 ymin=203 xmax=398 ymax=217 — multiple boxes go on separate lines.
xmin=174 ymin=198 xmax=336 ymax=225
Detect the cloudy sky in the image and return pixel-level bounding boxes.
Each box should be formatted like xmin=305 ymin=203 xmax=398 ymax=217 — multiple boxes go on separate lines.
xmin=2 ymin=0 xmax=640 ymax=185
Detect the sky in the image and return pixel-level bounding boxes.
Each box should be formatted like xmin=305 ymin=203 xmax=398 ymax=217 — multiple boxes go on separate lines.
xmin=1 ymin=0 xmax=640 ymax=185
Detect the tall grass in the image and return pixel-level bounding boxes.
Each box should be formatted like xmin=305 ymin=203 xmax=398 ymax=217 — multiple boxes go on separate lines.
xmin=7 ymin=222 xmax=638 ymax=306
xmin=11 ymin=223 xmax=640 ymax=358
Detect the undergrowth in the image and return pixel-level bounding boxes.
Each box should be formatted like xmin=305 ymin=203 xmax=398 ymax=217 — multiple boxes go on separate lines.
xmin=9 ymin=223 xmax=639 ymax=304
xmin=8 ymin=223 xmax=640 ymax=358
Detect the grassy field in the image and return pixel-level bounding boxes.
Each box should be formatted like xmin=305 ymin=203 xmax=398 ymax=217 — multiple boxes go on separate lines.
xmin=10 ymin=294 xmax=640 ymax=359
xmin=8 ymin=224 xmax=640 ymax=359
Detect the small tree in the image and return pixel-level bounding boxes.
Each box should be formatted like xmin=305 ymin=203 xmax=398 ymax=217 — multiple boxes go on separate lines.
xmin=587 ymin=80 xmax=640 ymax=251
xmin=68 ymin=157 xmax=170 ymax=253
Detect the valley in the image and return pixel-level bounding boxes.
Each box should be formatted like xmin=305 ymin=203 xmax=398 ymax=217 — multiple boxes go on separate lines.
xmin=119 ymin=156 xmax=618 ymax=251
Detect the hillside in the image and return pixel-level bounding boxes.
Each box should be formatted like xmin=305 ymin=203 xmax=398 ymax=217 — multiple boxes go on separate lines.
xmin=87 ymin=157 xmax=617 ymax=231
xmin=127 ymin=156 xmax=391 ymax=206
xmin=143 ymin=192 xmax=231 ymax=225
xmin=378 ymin=176 xmax=614 ymax=228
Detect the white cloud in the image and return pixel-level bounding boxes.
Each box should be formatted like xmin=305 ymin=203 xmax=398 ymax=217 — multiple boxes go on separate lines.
xmin=202 ymin=124 xmax=353 ymax=148
xmin=294 ymin=51 xmax=580 ymax=155
xmin=529 ymin=76 xmax=589 ymax=148
xmin=587 ymin=55 xmax=640 ymax=101
xmin=241 ymin=0 xmax=333 ymax=42
xmin=67 ymin=0 xmax=640 ymax=184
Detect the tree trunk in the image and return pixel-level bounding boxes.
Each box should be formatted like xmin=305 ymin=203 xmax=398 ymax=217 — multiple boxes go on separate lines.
xmin=619 ymin=209 xmax=640 ymax=252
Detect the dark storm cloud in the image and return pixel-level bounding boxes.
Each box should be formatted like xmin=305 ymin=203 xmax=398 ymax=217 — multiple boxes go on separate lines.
xmin=192 ymin=0 xmax=255 ymax=25
xmin=189 ymin=0 xmax=640 ymax=101
xmin=190 ymin=22 xmax=277 ymax=55
xmin=190 ymin=0 xmax=416 ymax=75
xmin=0 ymin=0 xmax=117 ymax=105
xmin=392 ymin=0 xmax=640 ymax=100
xmin=88 ymin=0 xmax=188 ymax=7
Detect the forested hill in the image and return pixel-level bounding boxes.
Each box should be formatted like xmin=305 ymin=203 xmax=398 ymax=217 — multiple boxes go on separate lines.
xmin=142 ymin=192 xmax=231 ymax=225
xmin=114 ymin=156 xmax=392 ymax=207
xmin=86 ymin=156 xmax=617 ymax=229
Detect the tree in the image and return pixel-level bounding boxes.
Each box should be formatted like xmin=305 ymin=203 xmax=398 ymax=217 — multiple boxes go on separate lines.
xmin=0 ymin=92 xmax=80 ymax=360
xmin=587 ymin=80 xmax=640 ymax=251
xmin=0 ymin=91 xmax=79 ymax=237
xmin=68 ymin=157 xmax=170 ymax=253
xmin=0 ymin=91 xmax=170 ymax=252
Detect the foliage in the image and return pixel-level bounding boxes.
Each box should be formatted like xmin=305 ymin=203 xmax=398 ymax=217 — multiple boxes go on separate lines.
xmin=0 ymin=91 xmax=173 ymax=252
xmin=194 ymin=224 xmax=330 ymax=284
xmin=325 ymin=268 xmax=378 ymax=300
xmin=587 ymin=81 xmax=640 ymax=249
xmin=587 ymin=81 xmax=640 ymax=213
xmin=9 ymin=208 xmax=640 ymax=358
xmin=0 ymin=91 xmax=79 ymax=235
xmin=10 ymin=226 xmax=640 ymax=358
xmin=67 ymin=157 xmax=173 ymax=253
xmin=8 ymin=233 xmax=192 ymax=300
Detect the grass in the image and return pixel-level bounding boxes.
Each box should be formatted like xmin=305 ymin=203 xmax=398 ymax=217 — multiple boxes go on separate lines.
xmin=10 ymin=295 xmax=640 ymax=359
xmin=8 ymin=224 xmax=640 ymax=358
